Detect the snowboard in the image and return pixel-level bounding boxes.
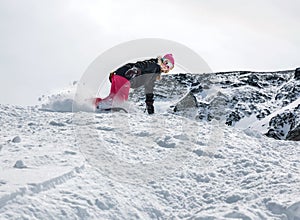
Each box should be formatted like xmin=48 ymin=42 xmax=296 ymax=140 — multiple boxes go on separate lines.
xmin=95 ymin=107 xmax=128 ymax=113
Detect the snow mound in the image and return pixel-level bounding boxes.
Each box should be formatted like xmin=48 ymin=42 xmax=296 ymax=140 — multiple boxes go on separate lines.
xmin=38 ymin=82 xmax=77 ymax=112
xmin=0 ymin=104 xmax=299 ymax=219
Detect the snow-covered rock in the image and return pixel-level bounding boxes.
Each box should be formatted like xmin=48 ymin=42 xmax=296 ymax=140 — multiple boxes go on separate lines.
xmin=11 ymin=136 xmax=21 ymax=143
xmin=13 ymin=160 xmax=27 ymax=169
xmin=295 ymin=67 xmax=300 ymax=80
xmin=287 ymin=124 xmax=300 ymax=141
xmin=136 ymin=67 xmax=300 ymax=141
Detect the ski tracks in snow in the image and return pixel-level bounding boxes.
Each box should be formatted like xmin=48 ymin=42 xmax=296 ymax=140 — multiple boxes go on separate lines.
xmin=0 ymin=105 xmax=86 ymax=218
xmin=0 ymin=105 xmax=300 ymax=219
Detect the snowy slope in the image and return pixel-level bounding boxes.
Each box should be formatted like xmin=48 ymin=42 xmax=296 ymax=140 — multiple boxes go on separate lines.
xmin=0 ymin=68 xmax=300 ymax=219
xmin=0 ymin=102 xmax=300 ymax=219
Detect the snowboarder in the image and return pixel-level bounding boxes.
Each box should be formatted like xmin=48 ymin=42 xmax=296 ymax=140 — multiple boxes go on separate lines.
xmin=94 ymin=54 xmax=175 ymax=114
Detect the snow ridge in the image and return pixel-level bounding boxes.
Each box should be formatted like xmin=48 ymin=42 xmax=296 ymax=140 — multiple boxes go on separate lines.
xmin=0 ymin=165 xmax=84 ymax=209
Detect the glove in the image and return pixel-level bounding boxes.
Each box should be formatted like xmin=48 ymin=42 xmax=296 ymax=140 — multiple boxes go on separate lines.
xmin=124 ymin=67 xmax=141 ymax=79
xmin=109 ymin=72 xmax=115 ymax=83
xmin=145 ymin=93 xmax=154 ymax=114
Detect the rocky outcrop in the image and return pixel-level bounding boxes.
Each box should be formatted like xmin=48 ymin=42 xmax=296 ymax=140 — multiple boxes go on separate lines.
xmin=266 ymin=111 xmax=296 ymax=140
xmin=130 ymin=68 xmax=300 ymax=141
xmin=286 ymin=125 xmax=300 ymax=141
xmin=295 ymin=67 xmax=300 ymax=80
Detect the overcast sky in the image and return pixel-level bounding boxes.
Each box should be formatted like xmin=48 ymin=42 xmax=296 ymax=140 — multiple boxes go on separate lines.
xmin=1 ymin=0 xmax=300 ymax=105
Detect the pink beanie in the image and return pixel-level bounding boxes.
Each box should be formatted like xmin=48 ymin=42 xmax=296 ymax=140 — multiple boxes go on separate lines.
xmin=163 ymin=54 xmax=175 ymax=65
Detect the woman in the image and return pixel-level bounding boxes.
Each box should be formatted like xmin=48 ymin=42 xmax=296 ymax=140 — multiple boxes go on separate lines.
xmin=95 ymin=54 xmax=175 ymax=114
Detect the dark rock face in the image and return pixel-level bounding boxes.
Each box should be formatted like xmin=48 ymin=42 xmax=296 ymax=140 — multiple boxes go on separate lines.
xmin=266 ymin=111 xmax=296 ymax=140
xmin=286 ymin=125 xmax=300 ymax=141
xmin=295 ymin=67 xmax=300 ymax=80
xmin=130 ymin=70 xmax=300 ymax=141
xmin=275 ymin=82 xmax=300 ymax=107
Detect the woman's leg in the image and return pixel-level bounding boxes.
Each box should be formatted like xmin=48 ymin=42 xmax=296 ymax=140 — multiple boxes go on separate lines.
xmin=97 ymin=75 xmax=130 ymax=107
xmin=110 ymin=75 xmax=130 ymax=103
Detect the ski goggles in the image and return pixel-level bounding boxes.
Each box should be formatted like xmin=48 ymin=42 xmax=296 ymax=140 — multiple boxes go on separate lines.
xmin=162 ymin=58 xmax=174 ymax=70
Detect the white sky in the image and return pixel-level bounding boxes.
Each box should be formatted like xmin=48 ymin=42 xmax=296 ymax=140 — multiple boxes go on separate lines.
xmin=0 ymin=0 xmax=300 ymax=106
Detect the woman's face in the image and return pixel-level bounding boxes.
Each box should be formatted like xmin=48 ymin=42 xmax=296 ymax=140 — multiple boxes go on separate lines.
xmin=160 ymin=58 xmax=173 ymax=73
xmin=161 ymin=64 xmax=170 ymax=73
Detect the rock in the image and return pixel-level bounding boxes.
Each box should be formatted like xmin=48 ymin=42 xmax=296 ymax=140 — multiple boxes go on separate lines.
xmin=266 ymin=129 xmax=281 ymax=140
xmin=226 ymin=111 xmax=242 ymax=126
xmin=131 ymin=71 xmax=299 ymax=141
xmin=49 ymin=121 xmax=66 ymax=126
xmin=14 ymin=160 xmax=27 ymax=169
xmin=12 ymin=136 xmax=21 ymax=143
xmin=225 ymin=195 xmax=242 ymax=204
xmin=295 ymin=67 xmax=300 ymax=80
xmin=286 ymin=125 xmax=300 ymax=141
xmin=247 ymin=74 xmax=261 ymax=88
xmin=266 ymin=111 xmax=296 ymax=140
xmin=173 ymin=91 xmax=198 ymax=112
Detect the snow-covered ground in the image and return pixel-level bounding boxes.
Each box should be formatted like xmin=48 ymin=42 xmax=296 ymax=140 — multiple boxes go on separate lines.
xmin=0 ymin=98 xmax=300 ymax=219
